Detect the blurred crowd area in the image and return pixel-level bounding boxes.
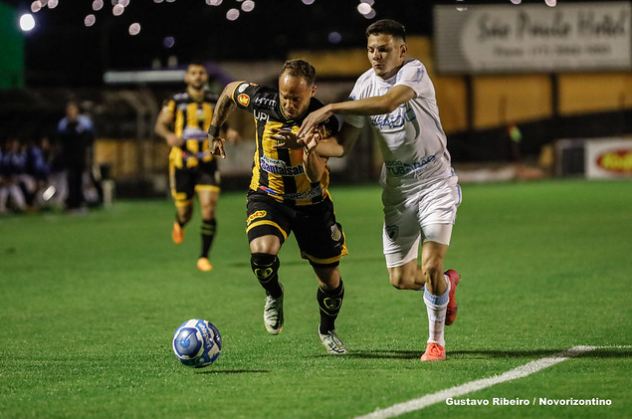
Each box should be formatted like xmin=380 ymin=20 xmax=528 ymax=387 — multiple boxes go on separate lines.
xmin=0 ymin=123 xmax=103 ymax=216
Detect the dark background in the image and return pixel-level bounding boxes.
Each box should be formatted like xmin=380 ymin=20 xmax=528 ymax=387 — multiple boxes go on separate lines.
xmin=0 ymin=0 xmax=598 ymax=87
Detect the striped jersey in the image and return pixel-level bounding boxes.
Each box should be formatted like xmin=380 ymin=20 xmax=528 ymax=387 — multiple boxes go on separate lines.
xmin=163 ymin=90 xmax=219 ymax=169
xmin=345 ymin=59 xmax=454 ymax=195
xmin=231 ymin=81 xmax=341 ymax=206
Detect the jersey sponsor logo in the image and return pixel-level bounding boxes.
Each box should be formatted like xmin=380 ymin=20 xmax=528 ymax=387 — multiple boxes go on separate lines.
xmin=280 ymin=187 xmax=323 ymax=201
xmin=237 ymin=83 xmax=249 ymax=93
xmin=253 ymin=109 xmax=269 ymax=123
xmin=384 ymin=155 xmax=436 ymax=176
xmin=370 ymin=102 xmax=417 ymax=132
xmin=181 ymin=127 xmax=207 ymax=141
xmin=259 ymin=155 xmax=305 ymax=177
xmin=254 ymin=96 xmax=277 ymax=108
xmin=237 ymin=94 xmax=250 ymax=106
xmin=596 ymin=149 xmax=632 ymax=173
xmin=247 ymin=210 xmax=267 ymax=225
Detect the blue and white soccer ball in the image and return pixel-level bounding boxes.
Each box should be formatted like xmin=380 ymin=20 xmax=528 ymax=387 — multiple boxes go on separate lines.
xmin=172 ymin=319 xmax=222 ymax=368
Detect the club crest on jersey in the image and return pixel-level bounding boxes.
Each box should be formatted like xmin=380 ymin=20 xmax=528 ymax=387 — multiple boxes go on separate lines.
xmin=386 ymin=225 xmax=399 ymax=240
xmin=237 ymin=94 xmax=250 ymax=106
xmin=247 ymin=210 xmax=267 ymax=225
xmin=330 ymin=224 xmax=342 ymax=242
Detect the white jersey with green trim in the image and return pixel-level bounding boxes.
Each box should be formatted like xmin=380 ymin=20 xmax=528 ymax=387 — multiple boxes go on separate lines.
xmin=345 ymin=59 xmax=455 ymax=202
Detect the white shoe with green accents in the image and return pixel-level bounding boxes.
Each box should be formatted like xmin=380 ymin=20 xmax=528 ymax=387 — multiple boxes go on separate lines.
xmin=318 ymin=328 xmax=348 ymax=354
xmin=263 ymin=288 xmax=284 ymax=334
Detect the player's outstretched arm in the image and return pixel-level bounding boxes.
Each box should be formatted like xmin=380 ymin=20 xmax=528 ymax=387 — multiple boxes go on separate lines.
xmin=208 ymin=81 xmax=241 ymax=159
xmin=297 ymin=85 xmax=415 ymax=138
xmin=313 ymin=123 xmax=362 ymax=158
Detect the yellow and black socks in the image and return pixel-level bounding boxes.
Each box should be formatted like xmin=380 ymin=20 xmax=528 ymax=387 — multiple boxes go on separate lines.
xmin=200 ymin=218 xmax=216 ymax=258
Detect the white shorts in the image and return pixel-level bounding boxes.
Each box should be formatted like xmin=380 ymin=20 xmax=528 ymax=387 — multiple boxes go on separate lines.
xmin=382 ymin=175 xmax=461 ymax=268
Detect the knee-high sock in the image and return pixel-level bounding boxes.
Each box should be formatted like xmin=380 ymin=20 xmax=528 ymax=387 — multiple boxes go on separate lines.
xmin=200 ymin=218 xmax=216 ymax=258
xmin=423 ymin=279 xmax=450 ymax=347
xmin=317 ymin=280 xmax=344 ymax=334
xmin=251 ymin=253 xmax=282 ymax=298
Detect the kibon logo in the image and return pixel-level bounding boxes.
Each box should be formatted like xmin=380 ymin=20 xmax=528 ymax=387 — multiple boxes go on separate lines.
xmin=247 ymin=210 xmax=267 ymax=225
xmin=596 ymin=149 xmax=632 ymax=174
xmin=237 ymin=94 xmax=250 ymax=106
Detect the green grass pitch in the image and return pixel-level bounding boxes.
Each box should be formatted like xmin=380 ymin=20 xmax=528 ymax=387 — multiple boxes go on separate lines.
xmin=1 ymin=180 xmax=631 ymax=419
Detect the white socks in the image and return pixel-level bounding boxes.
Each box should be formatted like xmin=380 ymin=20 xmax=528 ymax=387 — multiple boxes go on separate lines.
xmin=423 ymin=276 xmax=451 ymax=347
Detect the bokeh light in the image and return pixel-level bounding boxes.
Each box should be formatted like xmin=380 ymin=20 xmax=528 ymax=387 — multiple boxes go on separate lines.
xmin=20 ymin=14 xmax=36 ymax=31
xmin=92 ymin=0 xmax=104 ymax=11
xmin=113 ymin=4 xmax=125 ymax=16
xmin=227 ymin=8 xmax=240 ymax=20
xmin=357 ymin=3 xmax=371 ymax=15
xmin=241 ymin=1 xmax=255 ymax=12
xmin=328 ymin=31 xmax=342 ymax=44
xmin=163 ymin=36 xmax=176 ymax=48
xmin=84 ymin=14 xmax=96 ymax=27
xmin=129 ymin=22 xmax=141 ymax=35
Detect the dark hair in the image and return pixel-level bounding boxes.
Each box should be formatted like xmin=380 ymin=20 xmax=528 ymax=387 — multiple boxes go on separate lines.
xmin=187 ymin=61 xmax=208 ymax=72
xmin=366 ymin=19 xmax=406 ymax=42
xmin=281 ymin=59 xmax=316 ymax=86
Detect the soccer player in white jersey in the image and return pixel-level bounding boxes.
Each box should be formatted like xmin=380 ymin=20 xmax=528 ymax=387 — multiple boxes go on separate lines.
xmin=295 ymin=19 xmax=462 ymax=361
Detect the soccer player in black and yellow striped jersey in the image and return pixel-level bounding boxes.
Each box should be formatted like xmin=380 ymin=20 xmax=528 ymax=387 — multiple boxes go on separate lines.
xmin=208 ymin=60 xmax=349 ymax=354
xmin=155 ymin=62 xmax=234 ymax=272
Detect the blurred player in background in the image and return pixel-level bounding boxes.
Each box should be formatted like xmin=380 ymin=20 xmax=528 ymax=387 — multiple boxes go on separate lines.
xmin=296 ymin=20 xmax=462 ymax=361
xmin=57 ymin=101 xmax=95 ymax=214
xmin=155 ymin=62 xmax=237 ymax=272
xmin=208 ymin=59 xmax=349 ymax=354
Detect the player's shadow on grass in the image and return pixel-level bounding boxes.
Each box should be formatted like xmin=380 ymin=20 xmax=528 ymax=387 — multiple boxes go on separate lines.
xmin=197 ymin=369 xmax=271 ymax=374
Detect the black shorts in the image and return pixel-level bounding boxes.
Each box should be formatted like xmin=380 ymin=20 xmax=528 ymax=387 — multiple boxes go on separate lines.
xmin=246 ymin=191 xmax=347 ymax=266
xmin=170 ymin=160 xmax=221 ymax=203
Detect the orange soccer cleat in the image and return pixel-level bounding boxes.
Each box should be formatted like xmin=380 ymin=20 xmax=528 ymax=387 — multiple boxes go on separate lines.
xmin=172 ymin=221 xmax=184 ymax=245
xmin=420 ymin=343 xmax=446 ymax=362
xmin=444 ymin=269 xmax=461 ymax=326
xmin=197 ymin=257 xmax=213 ymax=271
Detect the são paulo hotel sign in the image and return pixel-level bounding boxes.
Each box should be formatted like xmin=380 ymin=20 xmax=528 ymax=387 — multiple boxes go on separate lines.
xmin=434 ymin=2 xmax=632 ymax=74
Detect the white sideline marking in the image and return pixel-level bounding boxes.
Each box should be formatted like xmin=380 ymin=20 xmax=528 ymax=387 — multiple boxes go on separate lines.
xmin=354 ymin=345 xmax=606 ymax=419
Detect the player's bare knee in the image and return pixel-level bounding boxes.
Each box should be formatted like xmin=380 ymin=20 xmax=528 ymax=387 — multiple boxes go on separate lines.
xmin=389 ymin=273 xmax=409 ymax=290
xmin=311 ymin=263 xmax=340 ymax=290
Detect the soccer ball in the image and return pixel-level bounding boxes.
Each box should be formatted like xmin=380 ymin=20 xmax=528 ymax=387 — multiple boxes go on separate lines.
xmin=172 ymin=319 xmax=222 ymax=368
